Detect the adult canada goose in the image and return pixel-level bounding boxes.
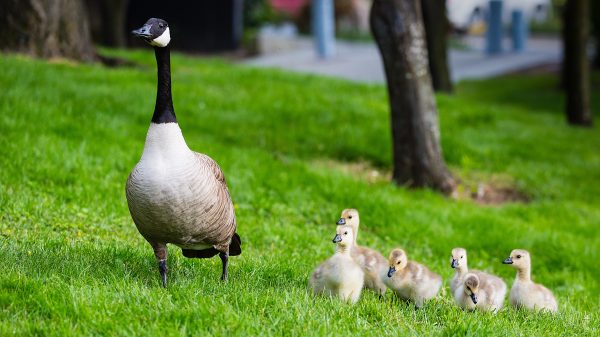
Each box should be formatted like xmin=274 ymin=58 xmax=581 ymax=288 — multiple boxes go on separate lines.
xmin=126 ymin=18 xmax=241 ymax=286
xmin=503 ymin=249 xmax=558 ymax=312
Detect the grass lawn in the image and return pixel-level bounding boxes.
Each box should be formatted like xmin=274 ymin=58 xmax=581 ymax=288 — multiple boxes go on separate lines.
xmin=0 ymin=50 xmax=598 ymax=336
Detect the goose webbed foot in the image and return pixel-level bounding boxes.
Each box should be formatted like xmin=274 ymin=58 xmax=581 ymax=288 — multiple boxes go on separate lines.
xmin=158 ymin=259 xmax=168 ymax=287
xmin=219 ymin=252 xmax=229 ymax=282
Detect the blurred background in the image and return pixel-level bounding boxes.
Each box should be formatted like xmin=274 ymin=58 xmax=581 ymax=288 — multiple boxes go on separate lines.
xmin=2 ymin=0 xmax=596 ymax=126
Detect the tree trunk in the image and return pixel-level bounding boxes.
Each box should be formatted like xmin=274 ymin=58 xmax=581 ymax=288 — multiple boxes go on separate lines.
xmin=591 ymin=0 xmax=600 ymax=68
xmin=421 ymin=0 xmax=453 ymax=93
xmin=563 ymin=0 xmax=593 ymax=126
xmin=85 ymin=0 xmax=129 ymax=47
xmin=370 ymin=0 xmax=456 ymax=195
xmin=2 ymin=0 xmax=95 ymax=62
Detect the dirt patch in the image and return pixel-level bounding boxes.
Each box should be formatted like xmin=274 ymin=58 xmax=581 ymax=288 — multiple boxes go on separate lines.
xmin=453 ymin=180 xmax=530 ymax=205
xmin=312 ymin=159 xmax=530 ymax=205
xmin=310 ymin=159 xmax=391 ymax=184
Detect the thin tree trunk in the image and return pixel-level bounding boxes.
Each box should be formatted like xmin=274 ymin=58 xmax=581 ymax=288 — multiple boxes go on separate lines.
xmin=563 ymin=0 xmax=593 ymax=126
xmin=370 ymin=0 xmax=456 ymax=195
xmin=2 ymin=0 xmax=95 ymax=62
xmin=421 ymin=0 xmax=453 ymax=93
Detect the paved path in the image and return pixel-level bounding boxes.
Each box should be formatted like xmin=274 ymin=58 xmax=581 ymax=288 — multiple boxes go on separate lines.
xmin=244 ymin=36 xmax=561 ymax=83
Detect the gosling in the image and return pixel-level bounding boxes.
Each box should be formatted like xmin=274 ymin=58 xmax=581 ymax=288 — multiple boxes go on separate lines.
xmin=337 ymin=209 xmax=388 ymax=296
xmin=384 ymin=248 xmax=442 ymax=308
xmin=309 ymin=225 xmax=364 ymax=304
xmin=502 ymin=249 xmax=558 ymax=313
xmin=454 ymin=273 xmax=507 ymax=312
xmin=450 ymin=248 xmax=505 ymax=293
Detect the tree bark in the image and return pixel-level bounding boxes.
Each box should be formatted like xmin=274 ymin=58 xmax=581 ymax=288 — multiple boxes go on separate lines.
xmin=591 ymin=0 xmax=600 ymax=68
xmin=2 ymin=0 xmax=95 ymax=62
xmin=85 ymin=0 xmax=129 ymax=47
xmin=370 ymin=0 xmax=456 ymax=195
xmin=562 ymin=0 xmax=593 ymax=126
xmin=421 ymin=0 xmax=453 ymax=93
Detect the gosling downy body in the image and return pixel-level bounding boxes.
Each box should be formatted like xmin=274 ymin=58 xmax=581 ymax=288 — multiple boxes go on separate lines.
xmin=450 ymin=248 xmax=504 ymax=293
xmin=310 ymin=225 xmax=364 ymax=304
xmin=337 ymin=209 xmax=388 ymax=295
xmin=126 ymin=18 xmax=241 ymax=286
xmin=503 ymin=249 xmax=558 ymax=313
xmin=384 ymin=248 xmax=442 ymax=308
xmin=454 ymin=273 xmax=507 ymax=312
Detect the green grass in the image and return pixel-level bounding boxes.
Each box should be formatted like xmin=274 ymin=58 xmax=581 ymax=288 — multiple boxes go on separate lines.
xmin=0 ymin=50 xmax=599 ymax=336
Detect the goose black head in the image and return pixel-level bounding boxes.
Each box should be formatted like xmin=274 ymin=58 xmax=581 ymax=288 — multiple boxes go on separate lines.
xmin=132 ymin=18 xmax=171 ymax=47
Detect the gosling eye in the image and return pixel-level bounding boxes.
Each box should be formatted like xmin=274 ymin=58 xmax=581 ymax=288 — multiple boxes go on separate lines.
xmin=348 ymin=216 xmax=353 ymax=219
xmin=343 ymin=231 xmax=348 ymax=235
xmin=516 ymin=255 xmax=521 ymax=259
xmin=461 ymin=256 xmax=464 ymax=259
xmin=396 ymin=261 xmax=400 ymax=265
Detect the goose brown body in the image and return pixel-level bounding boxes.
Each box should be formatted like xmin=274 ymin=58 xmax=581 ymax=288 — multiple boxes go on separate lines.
xmin=126 ymin=124 xmax=237 ymax=254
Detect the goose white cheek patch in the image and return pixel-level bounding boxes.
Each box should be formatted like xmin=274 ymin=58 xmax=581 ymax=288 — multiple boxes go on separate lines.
xmin=151 ymin=27 xmax=171 ymax=47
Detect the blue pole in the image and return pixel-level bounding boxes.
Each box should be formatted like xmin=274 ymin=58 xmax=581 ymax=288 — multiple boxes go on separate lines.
xmin=312 ymin=0 xmax=335 ymax=59
xmin=486 ymin=0 xmax=503 ymax=55
xmin=511 ymin=10 xmax=527 ymax=52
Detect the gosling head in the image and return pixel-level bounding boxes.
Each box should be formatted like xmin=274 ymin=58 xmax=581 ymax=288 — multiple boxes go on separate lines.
xmin=336 ymin=208 xmax=359 ymax=227
xmin=132 ymin=18 xmax=171 ymax=47
xmin=463 ymin=273 xmax=480 ymax=304
xmin=387 ymin=248 xmax=408 ymax=277
xmin=332 ymin=225 xmax=354 ymax=248
xmin=503 ymin=249 xmax=531 ymax=270
xmin=450 ymin=247 xmax=467 ymax=270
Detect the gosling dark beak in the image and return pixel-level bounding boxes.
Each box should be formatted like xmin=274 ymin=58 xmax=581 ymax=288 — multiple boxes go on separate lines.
xmin=332 ymin=234 xmax=342 ymax=243
xmin=132 ymin=24 xmax=152 ymax=38
xmin=451 ymin=259 xmax=459 ymax=268
xmin=503 ymin=257 xmax=513 ymax=264
xmin=387 ymin=266 xmax=396 ymax=277
xmin=470 ymin=293 xmax=478 ymax=304
xmin=336 ymin=218 xmax=346 ymax=225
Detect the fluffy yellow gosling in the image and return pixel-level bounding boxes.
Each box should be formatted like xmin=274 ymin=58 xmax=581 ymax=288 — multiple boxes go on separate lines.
xmin=384 ymin=248 xmax=442 ymax=308
xmin=503 ymin=249 xmax=558 ymax=313
xmin=309 ymin=225 xmax=364 ymax=304
xmin=337 ymin=209 xmax=388 ymax=296
xmin=454 ymin=273 xmax=507 ymax=312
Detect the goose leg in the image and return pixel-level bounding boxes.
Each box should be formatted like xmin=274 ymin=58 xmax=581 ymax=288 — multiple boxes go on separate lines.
xmin=219 ymin=251 xmax=229 ymax=281
xmin=152 ymin=243 xmax=168 ymax=287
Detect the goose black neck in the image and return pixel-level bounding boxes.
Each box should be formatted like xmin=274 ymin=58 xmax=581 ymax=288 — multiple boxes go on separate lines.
xmin=152 ymin=46 xmax=177 ymax=124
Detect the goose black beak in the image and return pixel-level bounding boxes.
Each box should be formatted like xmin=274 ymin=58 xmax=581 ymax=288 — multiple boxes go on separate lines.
xmin=470 ymin=293 xmax=478 ymax=304
xmin=332 ymin=234 xmax=342 ymax=243
xmin=336 ymin=218 xmax=346 ymax=225
xmin=451 ymin=259 xmax=459 ymax=268
xmin=503 ymin=257 xmax=513 ymax=264
xmin=387 ymin=266 xmax=396 ymax=277
xmin=132 ymin=24 xmax=153 ymax=39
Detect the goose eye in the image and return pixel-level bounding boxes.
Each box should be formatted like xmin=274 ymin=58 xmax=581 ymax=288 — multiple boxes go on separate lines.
xmin=159 ymin=23 xmax=164 ymax=28
xmin=516 ymin=255 xmax=521 ymax=259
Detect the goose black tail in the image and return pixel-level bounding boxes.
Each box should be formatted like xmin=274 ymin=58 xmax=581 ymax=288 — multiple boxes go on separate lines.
xmin=229 ymin=233 xmax=242 ymax=256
